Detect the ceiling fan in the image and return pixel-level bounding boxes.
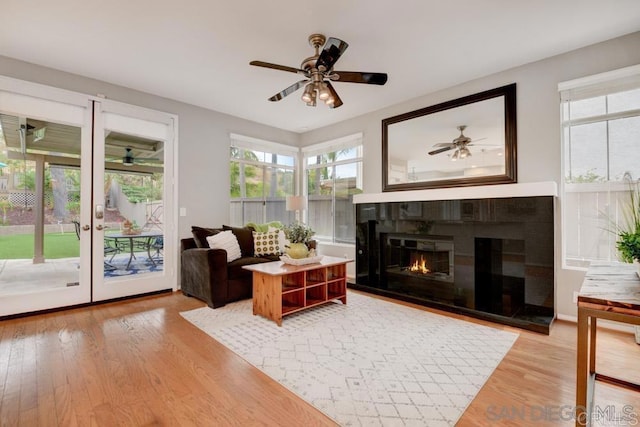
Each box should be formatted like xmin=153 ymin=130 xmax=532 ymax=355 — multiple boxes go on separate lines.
xmin=109 ymin=147 xmax=162 ymax=167
xmin=427 ymin=125 xmax=489 ymax=161
xmin=250 ymin=34 xmax=388 ymax=108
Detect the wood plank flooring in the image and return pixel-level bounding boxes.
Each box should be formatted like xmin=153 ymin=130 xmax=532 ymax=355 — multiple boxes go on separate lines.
xmin=1 ymin=290 xmax=639 ymax=426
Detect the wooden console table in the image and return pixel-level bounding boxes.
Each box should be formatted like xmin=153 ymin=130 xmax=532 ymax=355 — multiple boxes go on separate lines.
xmin=243 ymin=256 xmax=353 ymax=326
xmin=575 ymin=263 xmax=640 ymax=426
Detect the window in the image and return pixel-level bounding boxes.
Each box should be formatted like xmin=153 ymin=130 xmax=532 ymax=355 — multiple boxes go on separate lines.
xmin=229 ymin=134 xmax=297 ymax=226
xmin=560 ymin=65 xmax=640 ymax=266
xmin=303 ymin=133 xmax=363 ymax=244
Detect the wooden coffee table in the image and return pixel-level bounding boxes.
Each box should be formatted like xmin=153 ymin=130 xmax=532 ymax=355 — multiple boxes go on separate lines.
xmin=243 ymin=256 xmax=353 ymax=326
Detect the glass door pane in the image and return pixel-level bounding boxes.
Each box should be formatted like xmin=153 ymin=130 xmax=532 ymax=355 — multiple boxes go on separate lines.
xmin=0 ymin=105 xmax=92 ymax=315
xmin=102 ymin=144 xmax=164 ymax=279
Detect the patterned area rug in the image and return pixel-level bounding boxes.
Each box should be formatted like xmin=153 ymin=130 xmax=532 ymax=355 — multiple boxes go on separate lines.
xmin=180 ymin=291 xmax=518 ymax=426
xmin=104 ymin=254 xmax=163 ymax=278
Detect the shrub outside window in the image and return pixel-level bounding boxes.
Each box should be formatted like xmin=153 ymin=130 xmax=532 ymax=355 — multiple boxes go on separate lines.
xmin=229 ymin=135 xmax=296 ymax=226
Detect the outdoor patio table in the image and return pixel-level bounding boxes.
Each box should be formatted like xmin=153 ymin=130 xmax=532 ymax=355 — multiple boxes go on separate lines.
xmin=104 ymin=231 xmax=163 ymax=270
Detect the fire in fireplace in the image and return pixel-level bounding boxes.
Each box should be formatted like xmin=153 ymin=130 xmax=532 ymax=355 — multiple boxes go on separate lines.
xmin=385 ymin=235 xmax=454 ymax=283
xmin=408 ymin=255 xmax=431 ymax=274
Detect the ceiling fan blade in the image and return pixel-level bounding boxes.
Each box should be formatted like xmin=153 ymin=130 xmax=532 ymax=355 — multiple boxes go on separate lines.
xmin=433 ymin=142 xmax=454 ymax=147
xmin=469 ymin=144 xmax=502 ymax=148
xmin=250 ymin=61 xmax=307 ymax=76
xmin=467 ymin=137 xmax=488 ymax=145
xmin=268 ymin=80 xmax=309 ymax=102
xmin=428 ymin=146 xmax=454 ymax=156
xmin=331 ymin=71 xmax=388 ymax=85
xmin=325 ymin=82 xmax=343 ymax=109
xmin=316 ymin=37 xmax=348 ymax=71
xmin=135 ymin=157 xmax=163 ymax=164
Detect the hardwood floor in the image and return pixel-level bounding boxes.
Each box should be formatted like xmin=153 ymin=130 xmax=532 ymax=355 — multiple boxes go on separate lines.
xmin=1 ymin=290 xmax=639 ymax=426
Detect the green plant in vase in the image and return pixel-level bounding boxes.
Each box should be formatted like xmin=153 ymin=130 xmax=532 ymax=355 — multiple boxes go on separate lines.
xmin=613 ymin=174 xmax=640 ymax=267
xmin=617 ymin=231 xmax=640 ymax=263
xmin=283 ymin=222 xmax=315 ymax=259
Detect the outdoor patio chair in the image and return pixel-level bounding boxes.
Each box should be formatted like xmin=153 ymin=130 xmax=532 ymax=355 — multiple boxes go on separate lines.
xmin=149 ymin=236 xmax=163 ymax=263
xmin=72 ymin=220 xmax=120 ymax=270
xmin=103 ymin=240 xmax=120 ymax=271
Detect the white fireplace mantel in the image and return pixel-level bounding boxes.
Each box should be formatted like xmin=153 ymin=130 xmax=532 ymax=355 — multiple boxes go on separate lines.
xmin=352 ymin=181 xmax=557 ymax=204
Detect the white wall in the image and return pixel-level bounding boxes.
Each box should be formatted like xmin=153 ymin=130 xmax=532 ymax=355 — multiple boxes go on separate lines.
xmin=301 ymin=31 xmax=640 ymax=318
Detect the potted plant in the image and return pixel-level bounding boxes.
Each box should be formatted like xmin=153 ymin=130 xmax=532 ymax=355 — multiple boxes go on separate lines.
xmin=283 ymin=222 xmax=315 ymax=259
xmin=614 ymin=174 xmax=640 ymax=271
xmin=616 ymin=230 xmax=640 ymax=264
xmin=613 ymin=175 xmax=640 ymax=344
xmin=122 ymin=219 xmax=141 ymax=235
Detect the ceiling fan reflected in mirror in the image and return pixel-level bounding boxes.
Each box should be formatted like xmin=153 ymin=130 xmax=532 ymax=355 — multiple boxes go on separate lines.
xmin=428 ymin=125 xmax=494 ymax=161
xmin=250 ymin=34 xmax=388 ymax=108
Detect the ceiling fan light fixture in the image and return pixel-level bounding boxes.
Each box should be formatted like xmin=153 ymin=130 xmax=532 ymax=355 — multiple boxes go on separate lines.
xmin=318 ymin=82 xmax=331 ymax=101
xmin=451 ymin=150 xmax=459 ymax=161
xmin=301 ymin=83 xmax=315 ymax=103
xmin=459 ymin=147 xmax=471 ymax=159
xmin=325 ymin=95 xmax=335 ymax=106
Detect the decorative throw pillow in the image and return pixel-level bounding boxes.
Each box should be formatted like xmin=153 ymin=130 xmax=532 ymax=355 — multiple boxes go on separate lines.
xmin=269 ymin=226 xmax=288 ymax=254
xmin=253 ymin=231 xmax=281 ymax=257
xmin=223 ymin=225 xmax=254 ymax=257
xmin=191 ymin=226 xmax=221 ymax=248
xmin=206 ymin=230 xmax=242 ymax=262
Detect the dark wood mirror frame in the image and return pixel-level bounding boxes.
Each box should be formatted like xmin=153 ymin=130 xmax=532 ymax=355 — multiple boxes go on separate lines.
xmin=382 ymin=83 xmax=517 ymax=192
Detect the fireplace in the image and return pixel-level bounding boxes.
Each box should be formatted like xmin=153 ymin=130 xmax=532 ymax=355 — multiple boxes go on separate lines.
xmin=381 ymin=234 xmax=456 ymax=304
xmin=353 ymin=194 xmax=556 ymax=334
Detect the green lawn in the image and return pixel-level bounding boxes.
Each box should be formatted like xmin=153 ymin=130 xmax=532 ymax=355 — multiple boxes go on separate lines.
xmin=0 ymin=232 xmax=80 ymax=259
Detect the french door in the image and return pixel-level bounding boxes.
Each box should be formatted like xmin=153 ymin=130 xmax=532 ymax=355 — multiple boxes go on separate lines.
xmin=91 ymin=100 xmax=176 ymax=301
xmin=0 ymin=77 xmax=176 ymax=316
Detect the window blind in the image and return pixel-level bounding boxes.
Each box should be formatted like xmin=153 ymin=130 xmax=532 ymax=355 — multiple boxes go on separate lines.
xmin=229 ymin=133 xmax=299 ymax=157
xmin=559 ymin=64 xmax=640 ymax=101
xmin=301 ymin=132 xmax=363 ymax=158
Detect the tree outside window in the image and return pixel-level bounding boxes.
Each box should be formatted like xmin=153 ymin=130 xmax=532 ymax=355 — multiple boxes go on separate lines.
xmin=229 ymin=144 xmax=295 ymax=226
xmin=305 ymin=144 xmax=363 ymax=244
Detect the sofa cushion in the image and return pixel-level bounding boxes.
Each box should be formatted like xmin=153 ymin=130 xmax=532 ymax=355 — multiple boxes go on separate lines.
xmin=245 ymin=221 xmax=284 ymax=232
xmin=253 ymin=230 xmax=281 ymax=256
xmin=227 ymin=256 xmax=274 ymax=280
xmin=206 ymin=230 xmax=242 ymax=262
xmin=223 ymin=225 xmax=255 ymax=257
xmin=191 ymin=226 xmax=221 ymax=248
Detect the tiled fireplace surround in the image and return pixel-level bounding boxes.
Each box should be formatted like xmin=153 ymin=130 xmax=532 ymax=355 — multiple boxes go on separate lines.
xmin=352 ymin=182 xmax=557 ymax=333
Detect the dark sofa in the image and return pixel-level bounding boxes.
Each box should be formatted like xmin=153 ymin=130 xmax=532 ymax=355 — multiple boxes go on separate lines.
xmin=180 ymin=225 xmax=279 ymax=308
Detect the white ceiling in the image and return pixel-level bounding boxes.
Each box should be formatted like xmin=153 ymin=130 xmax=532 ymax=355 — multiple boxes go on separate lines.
xmin=1 ymin=1 xmax=639 ymax=133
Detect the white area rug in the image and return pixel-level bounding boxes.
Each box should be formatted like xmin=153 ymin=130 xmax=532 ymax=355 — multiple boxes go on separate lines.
xmin=180 ymin=291 xmax=518 ymax=426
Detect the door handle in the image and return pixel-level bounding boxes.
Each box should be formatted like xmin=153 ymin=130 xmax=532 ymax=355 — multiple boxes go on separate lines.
xmin=82 ymin=225 xmax=90 ymax=231
xmin=96 ymin=224 xmax=104 ymax=231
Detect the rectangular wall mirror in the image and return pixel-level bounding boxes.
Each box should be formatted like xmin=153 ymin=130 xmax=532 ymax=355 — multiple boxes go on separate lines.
xmin=382 ymin=83 xmax=517 ymax=191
